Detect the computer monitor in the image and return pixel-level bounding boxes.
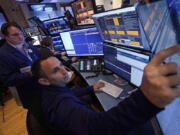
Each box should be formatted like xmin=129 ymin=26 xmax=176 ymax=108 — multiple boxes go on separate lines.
xmin=71 ymin=0 xmax=95 ymax=25
xmin=92 ymin=6 xmax=151 ymax=51
xmin=103 ymin=43 xmax=150 ymax=87
xmin=23 ymin=26 xmax=40 ymax=37
xmin=60 ymin=27 xmax=103 ymax=56
xmin=28 ymin=16 xmax=49 ymax=36
xmin=130 ymin=1 xmax=180 ymax=135
xmin=136 ymin=0 xmax=173 ymax=53
xmin=43 ymin=17 xmax=70 ymax=35
xmin=42 ymin=17 xmax=71 ymax=51
xmin=143 ymin=1 xmax=180 ymax=135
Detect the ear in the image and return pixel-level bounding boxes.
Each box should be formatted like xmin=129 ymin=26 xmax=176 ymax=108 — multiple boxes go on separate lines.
xmin=38 ymin=78 xmax=50 ymax=86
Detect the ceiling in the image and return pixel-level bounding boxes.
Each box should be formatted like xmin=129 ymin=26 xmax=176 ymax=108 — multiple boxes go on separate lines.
xmin=42 ymin=0 xmax=74 ymax=3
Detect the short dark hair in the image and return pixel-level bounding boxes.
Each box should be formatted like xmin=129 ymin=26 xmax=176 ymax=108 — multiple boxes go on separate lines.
xmin=40 ymin=37 xmax=53 ymax=47
xmin=31 ymin=56 xmax=51 ymax=79
xmin=1 ymin=22 xmax=22 ymax=36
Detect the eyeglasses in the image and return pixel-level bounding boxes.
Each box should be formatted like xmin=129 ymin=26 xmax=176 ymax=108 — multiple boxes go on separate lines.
xmin=8 ymin=32 xmax=23 ymax=37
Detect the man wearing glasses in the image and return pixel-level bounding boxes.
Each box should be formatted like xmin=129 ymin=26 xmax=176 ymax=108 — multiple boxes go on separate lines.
xmin=0 ymin=22 xmax=40 ymax=107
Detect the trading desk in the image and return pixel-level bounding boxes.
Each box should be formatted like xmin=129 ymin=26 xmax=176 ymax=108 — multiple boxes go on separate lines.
xmin=71 ymin=61 xmax=157 ymax=135
xmin=71 ymin=62 xmax=134 ymax=111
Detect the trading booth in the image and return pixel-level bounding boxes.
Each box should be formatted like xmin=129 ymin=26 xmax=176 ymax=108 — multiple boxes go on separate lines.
xmin=20 ymin=0 xmax=180 ymax=134
xmin=0 ymin=0 xmax=180 ymax=135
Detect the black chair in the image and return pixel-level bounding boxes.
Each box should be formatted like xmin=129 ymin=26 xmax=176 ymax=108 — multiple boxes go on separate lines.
xmin=26 ymin=110 xmax=53 ymax=135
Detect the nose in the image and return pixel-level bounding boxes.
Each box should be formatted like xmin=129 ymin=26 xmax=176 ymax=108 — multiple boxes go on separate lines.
xmin=60 ymin=66 xmax=67 ymax=74
xmin=17 ymin=34 xmax=24 ymax=41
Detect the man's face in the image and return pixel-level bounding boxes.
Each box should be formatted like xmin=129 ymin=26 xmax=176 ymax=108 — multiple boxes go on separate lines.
xmin=5 ymin=26 xmax=24 ymax=45
xmin=40 ymin=57 xmax=70 ymax=87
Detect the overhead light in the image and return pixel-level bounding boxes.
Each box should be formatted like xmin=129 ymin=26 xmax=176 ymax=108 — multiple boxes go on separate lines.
xmin=16 ymin=0 xmax=44 ymax=3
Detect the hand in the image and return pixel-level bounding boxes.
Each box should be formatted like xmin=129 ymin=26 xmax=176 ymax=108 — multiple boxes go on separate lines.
xmin=71 ymin=57 xmax=77 ymax=62
xmin=61 ymin=52 xmax=66 ymax=56
xmin=93 ymin=81 xmax=105 ymax=92
xmin=140 ymin=45 xmax=180 ymax=108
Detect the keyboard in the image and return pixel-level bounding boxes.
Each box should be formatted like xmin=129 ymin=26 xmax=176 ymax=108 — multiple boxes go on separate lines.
xmin=99 ymin=80 xmax=123 ymax=98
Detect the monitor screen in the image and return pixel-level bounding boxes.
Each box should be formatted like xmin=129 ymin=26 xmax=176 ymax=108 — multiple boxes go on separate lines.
xmin=43 ymin=17 xmax=70 ymax=35
xmin=43 ymin=17 xmax=71 ymax=51
xmin=28 ymin=16 xmax=49 ymax=36
xmin=51 ymin=35 xmax=64 ymax=51
xmin=103 ymin=43 xmax=150 ymax=87
xmin=60 ymin=27 xmax=103 ymax=56
xmin=92 ymin=6 xmax=150 ymax=51
xmin=136 ymin=0 xmax=172 ymax=53
xmin=0 ymin=12 xmax=7 ymax=40
xmin=72 ymin=0 xmax=95 ymax=25
xmin=23 ymin=27 xmax=40 ymax=37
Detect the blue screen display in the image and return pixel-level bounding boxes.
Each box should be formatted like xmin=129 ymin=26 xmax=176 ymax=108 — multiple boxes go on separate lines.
xmin=103 ymin=43 xmax=149 ymax=87
xmin=60 ymin=27 xmax=103 ymax=56
xmin=43 ymin=18 xmax=70 ymax=51
xmin=92 ymin=6 xmax=150 ymax=51
xmin=43 ymin=18 xmax=70 ymax=35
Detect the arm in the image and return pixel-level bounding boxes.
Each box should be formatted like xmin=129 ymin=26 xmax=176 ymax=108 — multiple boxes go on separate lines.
xmin=0 ymin=59 xmax=31 ymax=86
xmin=71 ymin=86 xmax=94 ymax=97
xmin=43 ymin=90 xmax=161 ymax=135
xmin=0 ymin=45 xmax=40 ymax=87
xmin=71 ymin=81 xmax=104 ymax=97
xmin=43 ymin=45 xmax=180 ymax=135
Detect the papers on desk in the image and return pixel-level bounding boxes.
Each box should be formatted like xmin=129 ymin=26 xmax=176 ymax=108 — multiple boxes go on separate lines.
xmin=99 ymin=80 xmax=123 ymax=98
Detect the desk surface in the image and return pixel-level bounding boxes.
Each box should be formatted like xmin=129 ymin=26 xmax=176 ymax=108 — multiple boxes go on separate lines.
xmin=72 ymin=62 xmax=134 ymax=111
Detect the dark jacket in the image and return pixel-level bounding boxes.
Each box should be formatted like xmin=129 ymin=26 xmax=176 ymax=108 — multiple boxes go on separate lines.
xmin=0 ymin=42 xmax=40 ymax=106
xmin=27 ymin=82 xmax=162 ymax=135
